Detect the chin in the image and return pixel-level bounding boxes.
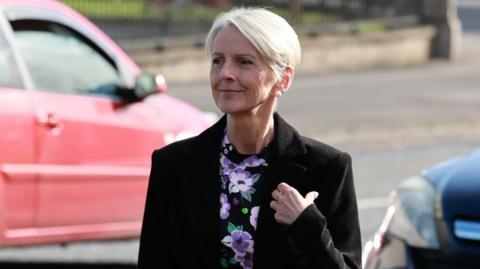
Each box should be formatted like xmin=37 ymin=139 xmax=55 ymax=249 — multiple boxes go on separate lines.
xmin=215 ymin=101 xmax=247 ymax=115
xmin=219 ymin=107 xmax=248 ymax=115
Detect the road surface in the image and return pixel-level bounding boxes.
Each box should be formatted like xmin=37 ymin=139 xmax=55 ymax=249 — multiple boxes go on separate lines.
xmin=1 ymin=0 xmax=479 ymax=266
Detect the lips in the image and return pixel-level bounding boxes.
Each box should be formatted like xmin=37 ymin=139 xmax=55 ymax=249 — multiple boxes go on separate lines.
xmin=219 ymin=89 xmax=243 ymax=93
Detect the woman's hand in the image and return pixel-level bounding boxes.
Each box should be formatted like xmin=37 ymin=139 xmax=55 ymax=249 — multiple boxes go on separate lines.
xmin=270 ymin=182 xmax=319 ymax=225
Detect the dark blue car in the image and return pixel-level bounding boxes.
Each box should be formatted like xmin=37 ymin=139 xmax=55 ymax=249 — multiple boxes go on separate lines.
xmin=363 ymin=149 xmax=480 ymax=268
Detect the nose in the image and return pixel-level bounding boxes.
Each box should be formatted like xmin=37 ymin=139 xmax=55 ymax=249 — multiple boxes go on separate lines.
xmin=219 ymin=60 xmax=235 ymax=81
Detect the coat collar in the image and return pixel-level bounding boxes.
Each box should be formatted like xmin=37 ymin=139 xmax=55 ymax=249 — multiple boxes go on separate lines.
xmin=253 ymin=114 xmax=308 ymax=266
xmin=192 ymin=112 xmax=307 ymax=161
xmin=269 ymin=112 xmax=307 ymax=160
xmin=177 ymin=113 xmax=308 ymax=268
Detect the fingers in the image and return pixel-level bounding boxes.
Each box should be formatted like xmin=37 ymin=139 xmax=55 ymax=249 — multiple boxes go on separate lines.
xmin=270 ymin=200 xmax=279 ymax=210
xmin=271 ymin=189 xmax=283 ymax=201
xmin=270 ymin=199 xmax=289 ymax=224
xmin=274 ymin=212 xmax=289 ymax=224
xmin=271 ymin=184 xmax=298 ymax=212
xmin=270 ymin=182 xmax=317 ymax=225
xmin=305 ymin=191 xmax=319 ymax=203
xmin=277 ymin=182 xmax=293 ymax=193
xmin=275 ymin=183 xmax=301 ymax=200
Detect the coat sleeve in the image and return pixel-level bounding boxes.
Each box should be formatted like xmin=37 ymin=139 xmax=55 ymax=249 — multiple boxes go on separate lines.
xmin=137 ymin=149 xmax=176 ymax=268
xmin=289 ymin=152 xmax=362 ymax=269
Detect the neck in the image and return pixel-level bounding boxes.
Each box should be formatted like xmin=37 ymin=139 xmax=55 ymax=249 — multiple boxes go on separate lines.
xmin=226 ymin=111 xmax=275 ymax=155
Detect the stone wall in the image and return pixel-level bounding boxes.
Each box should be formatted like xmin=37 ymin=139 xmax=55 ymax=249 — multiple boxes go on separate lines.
xmin=125 ymin=25 xmax=435 ymax=83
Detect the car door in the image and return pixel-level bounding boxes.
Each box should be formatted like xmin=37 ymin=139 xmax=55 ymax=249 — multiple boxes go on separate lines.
xmin=0 ymin=9 xmax=37 ymax=242
xmin=5 ymin=7 xmax=168 ymax=236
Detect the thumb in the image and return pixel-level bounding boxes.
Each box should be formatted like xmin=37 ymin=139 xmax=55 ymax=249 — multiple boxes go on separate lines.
xmin=305 ymin=191 xmax=319 ymax=203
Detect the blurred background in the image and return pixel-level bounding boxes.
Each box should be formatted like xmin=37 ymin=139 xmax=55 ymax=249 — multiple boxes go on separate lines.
xmin=60 ymin=0 xmax=421 ymax=38
xmin=1 ymin=0 xmax=479 ymax=268
xmin=58 ymin=0 xmax=431 ymax=81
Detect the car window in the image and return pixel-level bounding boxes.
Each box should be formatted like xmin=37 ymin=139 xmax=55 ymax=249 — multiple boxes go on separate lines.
xmin=10 ymin=20 xmax=122 ymax=96
xmin=0 ymin=28 xmax=22 ymax=88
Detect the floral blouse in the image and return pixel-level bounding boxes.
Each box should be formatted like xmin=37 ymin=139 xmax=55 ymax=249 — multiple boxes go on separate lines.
xmin=219 ymin=134 xmax=269 ymax=269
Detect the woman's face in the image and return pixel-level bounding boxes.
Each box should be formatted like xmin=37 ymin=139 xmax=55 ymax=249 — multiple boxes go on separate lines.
xmin=210 ymin=25 xmax=279 ymax=115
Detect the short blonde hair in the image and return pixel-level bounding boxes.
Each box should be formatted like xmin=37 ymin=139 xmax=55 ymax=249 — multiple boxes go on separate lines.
xmin=205 ymin=7 xmax=301 ymax=79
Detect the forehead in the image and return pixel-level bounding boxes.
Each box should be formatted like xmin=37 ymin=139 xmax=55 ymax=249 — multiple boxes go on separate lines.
xmin=211 ymin=25 xmax=261 ymax=57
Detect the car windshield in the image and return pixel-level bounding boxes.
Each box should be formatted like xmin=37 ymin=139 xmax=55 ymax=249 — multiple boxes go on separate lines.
xmin=0 ymin=25 xmax=22 ymax=88
xmin=12 ymin=20 xmax=122 ymax=96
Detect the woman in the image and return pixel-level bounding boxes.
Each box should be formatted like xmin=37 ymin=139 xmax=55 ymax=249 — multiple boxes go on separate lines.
xmin=138 ymin=7 xmax=361 ymax=269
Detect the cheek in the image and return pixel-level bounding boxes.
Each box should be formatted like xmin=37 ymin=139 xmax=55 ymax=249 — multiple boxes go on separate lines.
xmin=211 ymin=82 xmax=219 ymax=105
xmin=210 ymin=66 xmax=217 ymax=83
xmin=210 ymin=69 xmax=219 ymax=91
xmin=257 ymin=73 xmax=277 ymax=96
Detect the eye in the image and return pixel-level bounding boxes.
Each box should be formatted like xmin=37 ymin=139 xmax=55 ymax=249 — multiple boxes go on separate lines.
xmin=239 ymin=58 xmax=253 ymax=65
xmin=212 ymin=57 xmax=224 ymax=65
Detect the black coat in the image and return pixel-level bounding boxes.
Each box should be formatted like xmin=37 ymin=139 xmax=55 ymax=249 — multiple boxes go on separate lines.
xmin=138 ymin=113 xmax=361 ymax=269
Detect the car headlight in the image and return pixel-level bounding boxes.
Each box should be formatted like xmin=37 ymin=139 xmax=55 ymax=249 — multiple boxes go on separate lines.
xmin=388 ymin=175 xmax=440 ymax=249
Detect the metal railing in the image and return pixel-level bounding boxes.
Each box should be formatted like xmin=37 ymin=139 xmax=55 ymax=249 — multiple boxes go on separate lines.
xmin=60 ymin=0 xmax=421 ymax=41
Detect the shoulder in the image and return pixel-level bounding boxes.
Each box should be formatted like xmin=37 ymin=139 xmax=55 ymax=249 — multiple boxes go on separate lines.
xmin=300 ymin=136 xmax=352 ymax=168
xmin=151 ymin=115 xmax=225 ymax=165
xmin=300 ymin=136 xmax=356 ymax=217
xmin=151 ymin=136 xmax=197 ymax=165
xmin=152 ymin=113 xmax=226 ymax=163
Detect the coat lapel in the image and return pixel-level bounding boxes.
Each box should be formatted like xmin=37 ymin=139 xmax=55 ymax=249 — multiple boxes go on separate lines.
xmin=174 ymin=113 xmax=308 ymax=268
xmin=176 ymin=116 xmax=226 ymax=269
xmin=254 ymin=113 xmax=308 ymax=266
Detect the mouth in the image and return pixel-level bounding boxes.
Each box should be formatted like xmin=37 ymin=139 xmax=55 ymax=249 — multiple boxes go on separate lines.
xmin=219 ymin=89 xmax=243 ymax=92
xmin=218 ymin=89 xmax=244 ymax=93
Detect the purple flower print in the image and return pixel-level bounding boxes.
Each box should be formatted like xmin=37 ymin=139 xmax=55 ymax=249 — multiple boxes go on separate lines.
xmin=220 ymin=175 xmax=229 ymax=190
xmin=221 ymin=154 xmax=266 ymax=175
xmin=222 ymin=228 xmax=255 ymax=269
xmin=231 ymin=230 xmax=252 ymax=253
xmin=229 ymin=171 xmax=260 ymax=201
xmin=220 ymin=154 xmax=244 ymax=175
xmin=242 ymin=155 xmax=266 ymax=167
xmin=235 ymin=251 xmax=254 ymax=269
xmin=220 ymin=193 xmax=231 ymax=219
xmin=229 ymin=170 xmax=254 ymax=193
xmin=220 ymin=154 xmax=233 ymax=173
xmin=250 ymin=206 xmax=259 ymax=230
xmin=220 ymin=135 xmax=266 ymax=177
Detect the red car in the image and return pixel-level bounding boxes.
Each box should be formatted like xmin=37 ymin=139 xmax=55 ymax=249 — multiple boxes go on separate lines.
xmin=0 ymin=0 xmax=210 ymax=246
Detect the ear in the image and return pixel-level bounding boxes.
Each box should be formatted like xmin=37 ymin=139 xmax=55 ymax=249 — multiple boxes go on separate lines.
xmin=275 ymin=66 xmax=294 ymax=93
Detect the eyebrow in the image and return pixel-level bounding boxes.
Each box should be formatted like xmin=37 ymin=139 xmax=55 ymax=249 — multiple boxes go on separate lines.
xmin=211 ymin=52 xmax=258 ymax=60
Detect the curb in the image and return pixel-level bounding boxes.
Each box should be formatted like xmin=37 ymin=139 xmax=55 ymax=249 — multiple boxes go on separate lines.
xmin=314 ymin=121 xmax=480 ymax=149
